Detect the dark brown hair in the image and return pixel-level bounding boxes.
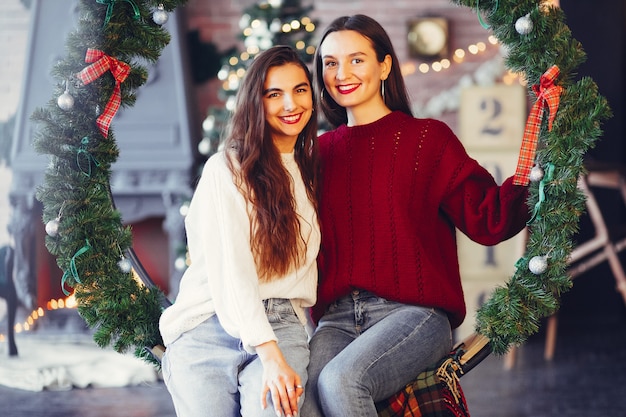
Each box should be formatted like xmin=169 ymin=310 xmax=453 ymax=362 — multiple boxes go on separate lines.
xmin=223 ymin=45 xmax=318 ymax=281
xmin=314 ymin=14 xmax=413 ymax=128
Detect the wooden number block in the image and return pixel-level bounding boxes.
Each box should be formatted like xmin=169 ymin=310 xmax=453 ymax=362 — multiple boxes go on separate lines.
xmin=455 ymin=85 xmax=528 ymax=340
xmin=459 ymin=84 xmax=526 ymax=150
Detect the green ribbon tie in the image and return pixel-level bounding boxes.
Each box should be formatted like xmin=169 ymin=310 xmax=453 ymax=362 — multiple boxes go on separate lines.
xmin=61 ymin=239 xmax=91 ymax=295
xmin=527 ymin=163 xmax=555 ymax=225
xmin=477 ymin=0 xmax=499 ymax=29
xmin=76 ymin=137 xmax=101 ymax=177
xmin=97 ymin=0 xmax=141 ymax=26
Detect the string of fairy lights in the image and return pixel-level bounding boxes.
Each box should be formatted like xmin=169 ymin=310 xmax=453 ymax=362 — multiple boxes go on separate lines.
xmin=401 ymin=33 xmax=523 ymax=88
xmin=404 ymin=35 xmax=500 ymax=75
xmin=0 ymin=295 xmax=78 ymax=344
xmin=0 ymin=263 xmax=153 ymax=343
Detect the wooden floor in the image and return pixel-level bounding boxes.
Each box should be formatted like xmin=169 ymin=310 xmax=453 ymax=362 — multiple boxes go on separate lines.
xmin=462 ymin=261 xmax=626 ymax=417
xmin=1 ymin=263 xmax=625 ymax=417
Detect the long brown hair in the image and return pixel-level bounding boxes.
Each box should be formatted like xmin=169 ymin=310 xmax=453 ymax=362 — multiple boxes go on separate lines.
xmin=314 ymin=14 xmax=413 ymax=128
xmin=223 ymin=46 xmax=318 ymax=281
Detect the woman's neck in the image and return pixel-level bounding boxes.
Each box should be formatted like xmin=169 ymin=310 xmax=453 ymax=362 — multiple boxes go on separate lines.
xmin=346 ymin=103 xmax=392 ymax=127
xmin=272 ymin=137 xmax=297 ymax=153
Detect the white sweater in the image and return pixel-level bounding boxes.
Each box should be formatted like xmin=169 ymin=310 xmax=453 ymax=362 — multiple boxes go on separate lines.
xmin=159 ymin=151 xmax=320 ymax=353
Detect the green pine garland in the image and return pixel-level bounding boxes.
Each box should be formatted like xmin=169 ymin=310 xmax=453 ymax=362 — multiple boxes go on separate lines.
xmin=33 ymin=0 xmax=188 ymax=367
xmin=32 ymin=0 xmax=610 ymax=369
xmin=453 ymin=0 xmax=611 ymax=354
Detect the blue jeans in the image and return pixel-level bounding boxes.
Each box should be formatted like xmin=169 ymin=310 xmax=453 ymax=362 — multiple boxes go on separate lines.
xmin=301 ymin=290 xmax=452 ymax=417
xmin=162 ymin=298 xmax=310 ymax=417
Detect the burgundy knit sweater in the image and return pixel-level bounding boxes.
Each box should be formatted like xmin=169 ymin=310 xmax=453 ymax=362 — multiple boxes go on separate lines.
xmin=314 ymin=111 xmax=530 ymax=328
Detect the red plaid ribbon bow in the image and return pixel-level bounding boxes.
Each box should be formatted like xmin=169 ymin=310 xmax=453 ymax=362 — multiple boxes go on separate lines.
xmin=513 ymin=65 xmax=563 ymax=186
xmin=76 ymin=48 xmax=130 ymax=137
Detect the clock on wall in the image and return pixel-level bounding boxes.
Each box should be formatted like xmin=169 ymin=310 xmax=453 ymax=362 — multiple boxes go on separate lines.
xmin=407 ymin=17 xmax=449 ymax=59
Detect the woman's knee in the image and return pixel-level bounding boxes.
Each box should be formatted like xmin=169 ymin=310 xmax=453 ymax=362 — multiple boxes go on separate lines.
xmin=317 ymin=360 xmax=358 ymax=400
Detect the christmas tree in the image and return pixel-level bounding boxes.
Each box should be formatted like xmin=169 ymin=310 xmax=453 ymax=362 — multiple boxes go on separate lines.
xmin=198 ymin=0 xmax=318 ymax=160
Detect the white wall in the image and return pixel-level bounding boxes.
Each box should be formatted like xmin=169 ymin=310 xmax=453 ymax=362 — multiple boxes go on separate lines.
xmin=0 ymin=0 xmax=30 ymax=245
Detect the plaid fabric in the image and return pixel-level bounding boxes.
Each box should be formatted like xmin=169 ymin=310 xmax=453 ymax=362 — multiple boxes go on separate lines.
xmin=513 ymin=65 xmax=563 ymax=186
xmin=76 ymin=48 xmax=130 ymax=138
xmin=376 ymin=355 xmax=470 ymax=417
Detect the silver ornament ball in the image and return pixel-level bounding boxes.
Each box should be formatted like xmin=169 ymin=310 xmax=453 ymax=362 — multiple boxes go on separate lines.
xmin=118 ymin=257 xmax=133 ymax=273
xmin=529 ymin=165 xmax=545 ymax=182
xmin=515 ymin=14 xmax=534 ymax=35
xmin=153 ymin=5 xmax=169 ymax=25
xmin=57 ymin=92 xmax=75 ymax=111
xmin=528 ymin=255 xmax=548 ymax=274
xmin=45 ymin=218 xmax=60 ymax=237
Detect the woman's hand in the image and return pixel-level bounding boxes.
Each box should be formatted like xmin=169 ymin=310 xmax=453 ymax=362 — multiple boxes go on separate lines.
xmin=256 ymin=341 xmax=304 ymax=417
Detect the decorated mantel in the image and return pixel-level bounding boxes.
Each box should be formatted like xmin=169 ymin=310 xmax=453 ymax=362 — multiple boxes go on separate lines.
xmin=29 ymin=0 xmax=609 ymax=388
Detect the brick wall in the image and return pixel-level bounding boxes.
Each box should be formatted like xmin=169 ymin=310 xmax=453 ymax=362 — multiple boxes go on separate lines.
xmin=184 ymin=0 xmax=503 ymax=130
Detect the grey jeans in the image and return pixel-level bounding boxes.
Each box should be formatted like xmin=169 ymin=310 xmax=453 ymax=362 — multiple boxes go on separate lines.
xmin=301 ymin=290 xmax=452 ymax=417
xmin=162 ymin=298 xmax=309 ymax=417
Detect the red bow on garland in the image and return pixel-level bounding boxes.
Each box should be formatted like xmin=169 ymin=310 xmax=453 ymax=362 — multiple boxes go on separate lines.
xmin=76 ymin=48 xmax=131 ymax=137
xmin=513 ymin=65 xmax=563 ymax=186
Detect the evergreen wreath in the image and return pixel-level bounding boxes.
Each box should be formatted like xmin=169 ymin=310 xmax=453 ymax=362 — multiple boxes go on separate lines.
xmin=33 ymin=0 xmax=610 ymax=370
xmin=33 ymin=0 xmax=189 ymax=366
xmin=454 ymin=0 xmax=611 ymax=355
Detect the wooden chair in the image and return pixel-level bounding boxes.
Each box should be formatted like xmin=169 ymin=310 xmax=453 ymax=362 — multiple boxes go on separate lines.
xmin=544 ymin=163 xmax=626 ymax=360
